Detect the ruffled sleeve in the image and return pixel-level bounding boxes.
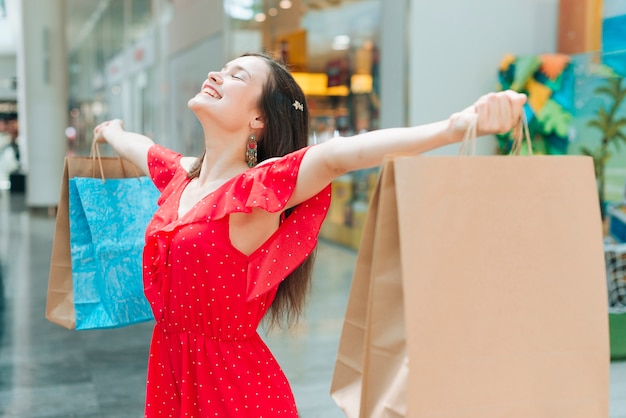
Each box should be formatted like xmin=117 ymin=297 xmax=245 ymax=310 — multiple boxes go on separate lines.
xmin=207 ymin=146 xmax=316 ymax=221
xmin=147 ymin=144 xmax=183 ymax=192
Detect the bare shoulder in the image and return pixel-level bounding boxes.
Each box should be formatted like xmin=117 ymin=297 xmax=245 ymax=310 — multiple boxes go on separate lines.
xmin=179 ymin=156 xmax=198 ymax=173
xmin=286 ymin=142 xmax=342 ymax=208
xmin=256 ymin=157 xmax=279 ymax=167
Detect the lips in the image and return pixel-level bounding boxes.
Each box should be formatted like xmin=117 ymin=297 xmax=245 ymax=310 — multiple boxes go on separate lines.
xmin=201 ymin=83 xmax=222 ymax=99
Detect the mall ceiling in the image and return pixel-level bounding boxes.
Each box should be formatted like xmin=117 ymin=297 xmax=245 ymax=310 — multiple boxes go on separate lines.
xmin=65 ymin=0 xmax=358 ymax=52
xmin=2 ymin=0 xmax=356 ymax=56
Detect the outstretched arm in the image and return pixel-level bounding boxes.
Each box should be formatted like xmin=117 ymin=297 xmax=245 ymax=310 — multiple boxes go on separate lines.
xmin=93 ymin=119 xmax=154 ymax=176
xmin=289 ymin=90 xmax=527 ymax=207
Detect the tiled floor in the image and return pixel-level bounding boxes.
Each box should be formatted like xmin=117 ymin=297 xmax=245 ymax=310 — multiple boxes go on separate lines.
xmin=0 ymin=189 xmax=624 ymax=417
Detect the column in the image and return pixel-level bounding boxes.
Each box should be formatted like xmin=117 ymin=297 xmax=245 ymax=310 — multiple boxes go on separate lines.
xmin=15 ymin=0 xmax=68 ymax=209
xmin=380 ymin=0 xmax=409 ymax=129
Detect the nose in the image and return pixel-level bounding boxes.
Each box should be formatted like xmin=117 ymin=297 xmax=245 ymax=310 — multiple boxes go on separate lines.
xmin=208 ymin=71 xmax=223 ymax=84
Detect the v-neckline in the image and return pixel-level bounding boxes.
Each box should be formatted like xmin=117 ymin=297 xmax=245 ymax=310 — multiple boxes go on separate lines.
xmin=176 ymin=174 xmax=238 ymax=221
xmin=175 ymin=158 xmax=272 ymax=221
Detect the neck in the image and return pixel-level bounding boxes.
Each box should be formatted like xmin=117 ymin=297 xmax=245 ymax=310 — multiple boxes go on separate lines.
xmin=195 ymin=128 xmax=249 ymax=186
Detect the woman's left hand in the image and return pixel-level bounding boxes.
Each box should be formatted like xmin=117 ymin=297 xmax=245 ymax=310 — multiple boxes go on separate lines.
xmin=448 ymin=90 xmax=527 ymax=141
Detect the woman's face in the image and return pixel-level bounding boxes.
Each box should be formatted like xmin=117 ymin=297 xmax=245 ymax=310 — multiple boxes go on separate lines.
xmin=188 ymin=55 xmax=270 ymax=131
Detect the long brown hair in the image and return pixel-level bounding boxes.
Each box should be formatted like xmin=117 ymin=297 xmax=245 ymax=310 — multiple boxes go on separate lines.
xmin=190 ymin=52 xmax=315 ymax=330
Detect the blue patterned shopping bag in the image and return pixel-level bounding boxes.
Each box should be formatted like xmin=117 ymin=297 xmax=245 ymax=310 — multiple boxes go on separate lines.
xmin=68 ymin=176 xmax=159 ymax=330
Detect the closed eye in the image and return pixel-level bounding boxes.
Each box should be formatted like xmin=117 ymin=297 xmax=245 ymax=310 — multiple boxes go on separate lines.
xmin=233 ymin=70 xmax=250 ymax=81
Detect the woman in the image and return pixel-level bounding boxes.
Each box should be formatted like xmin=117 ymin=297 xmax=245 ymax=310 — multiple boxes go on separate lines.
xmin=94 ymin=52 xmax=526 ymax=417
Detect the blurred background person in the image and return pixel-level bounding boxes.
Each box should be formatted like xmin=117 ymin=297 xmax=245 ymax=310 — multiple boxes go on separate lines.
xmin=0 ymin=113 xmax=21 ymax=190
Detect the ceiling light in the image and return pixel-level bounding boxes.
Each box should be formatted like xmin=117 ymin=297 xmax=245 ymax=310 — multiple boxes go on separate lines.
xmin=254 ymin=12 xmax=267 ymax=22
xmin=268 ymin=7 xmax=278 ymax=16
xmin=92 ymin=101 xmax=104 ymax=116
xmin=332 ymin=35 xmax=351 ymax=50
xmin=226 ymin=2 xmax=255 ymax=20
xmin=279 ymin=0 xmax=292 ymax=8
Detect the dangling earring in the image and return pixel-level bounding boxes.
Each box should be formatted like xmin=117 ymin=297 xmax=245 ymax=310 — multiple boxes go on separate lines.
xmin=246 ymin=134 xmax=257 ymax=168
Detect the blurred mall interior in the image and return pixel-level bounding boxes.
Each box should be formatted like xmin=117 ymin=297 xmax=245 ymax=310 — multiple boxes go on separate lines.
xmin=0 ymin=0 xmax=625 ymax=416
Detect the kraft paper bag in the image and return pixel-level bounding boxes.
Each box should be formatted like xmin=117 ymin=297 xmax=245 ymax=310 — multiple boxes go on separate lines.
xmin=331 ymin=129 xmax=609 ymax=417
xmin=46 ymin=151 xmax=157 ymax=330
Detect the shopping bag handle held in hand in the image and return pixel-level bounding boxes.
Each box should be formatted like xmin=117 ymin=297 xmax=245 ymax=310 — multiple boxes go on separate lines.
xmin=458 ymin=111 xmax=532 ymax=156
xmin=509 ymin=112 xmax=532 ymax=156
xmin=90 ymin=140 xmax=141 ymax=181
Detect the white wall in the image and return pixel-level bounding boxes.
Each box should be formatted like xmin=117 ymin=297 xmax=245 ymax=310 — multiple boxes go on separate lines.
xmin=0 ymin=0 xmax=18 ymax=56
xmin=409 ymin=0 xmax=559 ymax=155
xmin=0 ymin=56 xmax=17 ymax=100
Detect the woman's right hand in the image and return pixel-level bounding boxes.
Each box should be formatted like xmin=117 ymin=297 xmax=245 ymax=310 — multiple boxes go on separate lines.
xmin=93 ymin=119 xmax=124 ymax=144
xmin=91 ymin=119 xmax=154 ymax=176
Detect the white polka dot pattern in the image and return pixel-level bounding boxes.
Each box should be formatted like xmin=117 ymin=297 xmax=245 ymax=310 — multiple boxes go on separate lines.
xmin=140 ymin=145 xmax=331 ymax=417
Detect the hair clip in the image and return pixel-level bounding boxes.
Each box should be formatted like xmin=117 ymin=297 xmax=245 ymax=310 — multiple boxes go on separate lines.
xmin=292 ymin=100 xmax=304 ymax=111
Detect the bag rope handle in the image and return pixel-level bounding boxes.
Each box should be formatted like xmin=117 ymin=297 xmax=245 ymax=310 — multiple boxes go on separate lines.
xmin=458 ymin=110 xmax=532 ymax=157
xmin=510 ymin=111 xmax=532 ymax=156
xmin=458 ymin=115 xmax=478 ymax=156
xmin=90 ymin=139 xmax=141 ymax=181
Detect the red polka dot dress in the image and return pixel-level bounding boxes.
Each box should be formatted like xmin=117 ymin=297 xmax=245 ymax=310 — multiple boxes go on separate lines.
xmin=142 ymin=144 xmax=331 ymax=417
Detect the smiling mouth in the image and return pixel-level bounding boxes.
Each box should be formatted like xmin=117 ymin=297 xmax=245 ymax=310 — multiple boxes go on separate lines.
xmin=201 ymin=86 xmax=222 ymax=99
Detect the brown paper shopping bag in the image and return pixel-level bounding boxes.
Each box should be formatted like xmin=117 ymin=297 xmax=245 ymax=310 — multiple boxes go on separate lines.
xmin=331 ymin=125 xmax=610 ymax=417
xmin=46 ymin=150 xmax=146 ymax=329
